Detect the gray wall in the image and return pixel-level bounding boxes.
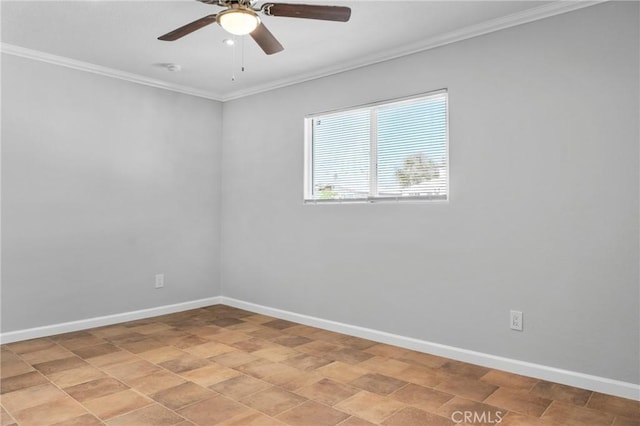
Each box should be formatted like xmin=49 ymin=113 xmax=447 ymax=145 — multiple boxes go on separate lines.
xmin=1 ymin=55 xmax=222 ymax=331
xmin=221 ymin=2 xmax=639 ymax=383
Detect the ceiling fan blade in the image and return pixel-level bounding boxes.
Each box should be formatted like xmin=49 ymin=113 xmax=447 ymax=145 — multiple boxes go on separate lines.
xmin=158 ymin=14 xmax=217 ymax=41
xmin=263 ymin=3 xmax=351 ymax=22
xmin=250 ymin=23 xmax=284 ymax=55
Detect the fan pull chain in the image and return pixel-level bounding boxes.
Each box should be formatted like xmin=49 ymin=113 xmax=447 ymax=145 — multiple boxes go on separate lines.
xmin=241 ymin=36 xmax=245 ymax=72
xmin=231 ymin=35 xmax=237 ymax=81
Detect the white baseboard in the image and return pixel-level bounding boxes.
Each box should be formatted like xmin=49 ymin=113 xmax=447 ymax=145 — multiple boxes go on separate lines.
xmin=0 ymin=296 xmax=222 ymax=344
xmin=2 ymin=295 xmax=637 ymax=400
xmin=221 ymin=297 xmax=640 ymax=401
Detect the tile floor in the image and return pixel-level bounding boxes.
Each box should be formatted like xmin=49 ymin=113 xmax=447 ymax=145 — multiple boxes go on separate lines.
xmin=1 ymin=305 xmax=638 ymax=426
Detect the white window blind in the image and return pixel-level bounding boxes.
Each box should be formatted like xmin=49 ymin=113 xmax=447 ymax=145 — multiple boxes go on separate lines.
xmin=305 ymin=90 xmax=448 ymax=202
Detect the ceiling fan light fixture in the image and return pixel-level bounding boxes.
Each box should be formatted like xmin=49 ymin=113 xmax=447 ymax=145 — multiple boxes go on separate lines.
xmin=217 ymin=9 xmax=260 ymax=36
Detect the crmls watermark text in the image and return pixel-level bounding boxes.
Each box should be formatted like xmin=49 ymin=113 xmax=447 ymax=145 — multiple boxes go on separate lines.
xmin=451 ymin=410 xmax=505 ymax=424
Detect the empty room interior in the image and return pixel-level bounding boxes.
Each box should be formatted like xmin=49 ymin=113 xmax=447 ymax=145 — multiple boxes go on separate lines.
xmin=1 ymin=0 xmax=639 ymax=425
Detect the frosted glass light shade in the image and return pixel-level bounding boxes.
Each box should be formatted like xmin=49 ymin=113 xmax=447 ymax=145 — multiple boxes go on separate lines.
xmin=218 ymin=9 xmax=260 ymax=36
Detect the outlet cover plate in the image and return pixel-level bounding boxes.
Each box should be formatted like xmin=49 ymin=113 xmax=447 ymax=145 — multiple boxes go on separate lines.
xmin=510 ymin=310 xmax=523 ymax=331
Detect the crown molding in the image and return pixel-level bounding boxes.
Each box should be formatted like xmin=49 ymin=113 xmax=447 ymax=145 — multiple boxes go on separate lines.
xmin=0 ymin=43 xmax=223 ymax=102
xmin=2 ymin=1 xmax=606 ymax=103
xmin=219 ymin=0 xmax=606 ymax=101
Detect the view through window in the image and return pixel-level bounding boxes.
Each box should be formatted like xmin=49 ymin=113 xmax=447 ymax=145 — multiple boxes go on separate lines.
xmin=304 ymin=90 xmax=448 ymax=202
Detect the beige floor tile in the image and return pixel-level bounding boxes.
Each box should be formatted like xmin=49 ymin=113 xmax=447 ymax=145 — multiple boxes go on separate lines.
xmin=350 ymin=373 xmax=407 ymax=396
xmin=0 ymin=350 xmax=22 ymax=364
xmin=50 ymin=413 xmax=104 ymax=426
xmin=297 ymin=341 xmax=343 ymax=358
xmin=317 ymin=361 xmax=368 ymax=384
xmin=84 ymin=350 xmax=137 ymax=367
xmin=277 ymin=400 xmax=350 ymax=426
xmin=183 ymin=341 xmax=236 ymax=358
xmin=136 ymin=346 xmax=189 ymax=364
xmin=103 ymin=359 xmax=162 ymax=382
xmin=83 ymin=389 xmax=153 ymax=420
xmin=106 ymin=332 xmax=146 ymax=346
xmin=127 ymin=323 xmax=175 ymax=335
xmin=335 ymin=391 xmax=406 ymax=423
xmin=106 ymin=403 xmax=185 ymax=426
xmin=364 ymin=343 xmax=409 ymax=359
xmin=357 ymin=356 xmax=413 ymax=376
xmin=178 ymin=364 xmax=238 ymax=387
xmin=337 ymin=416 xmax=377 ymax=426
xmin=434 ymin=375 xmax=498 ymax=401
xmin=484 ymin=387 xmax=552 ymax=417
xmin=381 ymin=406 xmax=454 ymax=426
xmin=587 ymin=392 xmax=640 ymax=419
xmin=440 ymin=361 xmax=491 ymax=380
xmin=6 ymin=339 xmax=55 ymax=355
xmin=225 ymin=323 xmax=267 ymax=335
xmin=12 ymin=397 xmax=87 ymax=426
xmin=0 ymin=305 xmax=627 ymax=426
xmin=283 ymin=354 xmax=333 ymax=371
xmin=88 ymin=325 xmax=131 ymax=339
xmin=296 ymin=378 xmax=360 ymax=406
xmin=252 ymin=346 xmax=300 ymax=362
xmin=499 ymin=412 xmax=560 ymax=426
xmin=58 ymin=335 xmax=107 ymax=351
xmin=613 ymin=415 xmax=640 ymax=426
xmin=542 ymin=400 xmax=615 ymax=426
xmin=232 ymin=338 xmax=277 ymax=352
xmin=151 ymin=382 xmax=215 ymax=410
xmin=20 ymin=345 xmax=73 ymax=365
xmin=71 ymin=343 xmax=121 ymax=359
xmin=268 ymin=370 xmax=325 ymax=391
xmin=219 ymin=410 xmax=286 ymax=426
xmin=49 ymin=331 xmax=94 ymax=342
xmin=437 ymin=396 xmax=506 ymax=423
xmin=47 ymin=365 xmax=108 ymax=388
xmin=64 ymin=377 xmax=129 ymax=402
xmin=263 ymin=319 xmax=299 ymax=330
xmin=247 ymin=327 xmax=286 ymax=340
xmin=236 ymin=359 xmax=287 ymax=379
xmin=1 ymin=360 xmax=35 ymax=379
xmin=284 ymin=325 xmax=324 ymax=337
xmin=178 ymin=395 xmax=251 ymax=425
xmin=210 ymin=374 xmax=273 ymax=400
xmin=334 ymin=336 xmax=376 ymax=351
xmin=1 ymin=383 xmax=67 ymax=413
xmin=1 ymin=371 xmax=49 ymax=394
xmin=328 ymin=348 xmax=374 ymax=365
xmin=33 ymin=357 xmax=88 ymax=376
xmin=389 ymin=383 xmax=454 ymax=411
xmin=3 ymin=407 xmax=18 ymax=425
xmin=239 ymin=386 xmax=307 ymax=416
xmin=393 ymin=365 xmax=441 ymax=388
xmin=159 ymin=354 xmax=211 ymax=374
xmin=210 ymin=331 xmax=252 ymax=345
xmin=529 ymin=381 xmax=592 ymax=406
xmin=211 ymin=350 xmax=260 ymax=367
xmin=128 ymin=370 xmax=186 ymax=395
xmin=480 ymin=370 xmax=539 ymax=392
xmin=271 ymin=335 xmax=313 ymax=348
xmin=396 ymin=350 xmax=449 ymax=369
xmin=118 ymin=338 xmax=168 ymax=354
xmin=171 ymin=335 xmax=210 ymax=349
xmin=243 ymin=314 xmax=276 ymax=324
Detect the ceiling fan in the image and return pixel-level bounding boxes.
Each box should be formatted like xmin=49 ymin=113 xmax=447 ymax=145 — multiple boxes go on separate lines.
xmin=158 ymin=0 xmax=351 ymax=55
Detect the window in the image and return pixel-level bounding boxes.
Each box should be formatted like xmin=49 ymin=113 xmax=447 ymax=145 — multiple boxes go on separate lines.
xmin=304 ymin=90 xmax=448 ymax=202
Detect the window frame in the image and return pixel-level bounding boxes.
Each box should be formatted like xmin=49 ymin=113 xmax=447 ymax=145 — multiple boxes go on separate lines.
xmin=304 ymin=89 xmax=449 ymax=204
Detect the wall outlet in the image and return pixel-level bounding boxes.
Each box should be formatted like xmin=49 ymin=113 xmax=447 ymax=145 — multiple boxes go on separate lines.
xmin=510 ymin=310 xmax=523 ymax=331
xmin=155 ymin=274 xmax=164 ymax=289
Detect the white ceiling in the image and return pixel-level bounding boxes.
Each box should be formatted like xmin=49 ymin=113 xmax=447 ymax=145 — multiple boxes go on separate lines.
xmin=1 ymin=0 xmax=598 ymax=101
